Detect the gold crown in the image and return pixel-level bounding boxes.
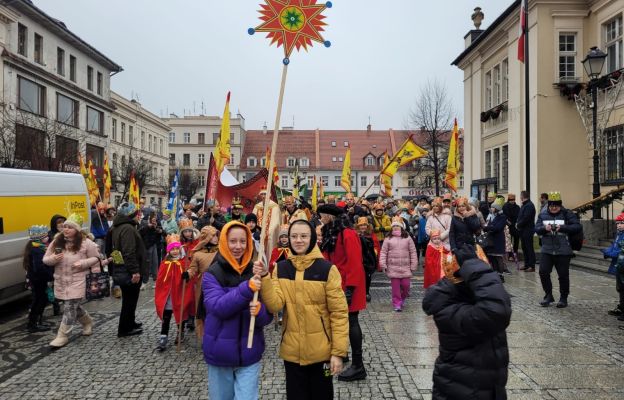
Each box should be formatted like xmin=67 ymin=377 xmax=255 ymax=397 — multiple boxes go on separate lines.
xmin=178 ymin=218 xmax=193 ymax=231
xmin=548 ymin=191 xmax=562 ymax=202
xmin=166 ymin=234 xmax=180 ymax=245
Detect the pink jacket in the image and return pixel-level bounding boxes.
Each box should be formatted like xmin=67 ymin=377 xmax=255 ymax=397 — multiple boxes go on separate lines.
xmin=43 ymin=238 xmax=101 ymax=300
xmin=379 ymin=236 xmax=418 ymax=279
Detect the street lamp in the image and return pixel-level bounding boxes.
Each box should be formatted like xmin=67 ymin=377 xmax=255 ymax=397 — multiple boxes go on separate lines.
xmin=581 ymin=46 xmax=607 ymax=219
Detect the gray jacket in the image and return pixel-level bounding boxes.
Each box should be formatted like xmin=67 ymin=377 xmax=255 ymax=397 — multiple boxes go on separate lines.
xmin=535 ymin=207 xmax=582 ymax=256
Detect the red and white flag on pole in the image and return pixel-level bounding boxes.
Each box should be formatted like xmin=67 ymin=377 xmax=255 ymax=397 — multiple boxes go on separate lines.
xmin=517 ymin=5 xmax=526 ymax=63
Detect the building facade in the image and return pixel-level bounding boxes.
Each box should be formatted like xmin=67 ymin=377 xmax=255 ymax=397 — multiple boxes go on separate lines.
xmin=110 ymin=92 xmax=170 ymax=208
xmin=163 ymin=113 xmax=246 ymax=201
xmin=0 ymin=1 xmax=121 ymax=172
xmin=453 ymin=0 xmax=624 ymax=208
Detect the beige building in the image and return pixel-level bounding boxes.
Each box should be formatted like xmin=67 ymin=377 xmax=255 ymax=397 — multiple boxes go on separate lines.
xmin=110 ymin=92 xmax=170 ymax=208
xmin=163 ymin=113 xmax=246 ymax=200
xmin=453 ymin=0 xmax=624 ymax=212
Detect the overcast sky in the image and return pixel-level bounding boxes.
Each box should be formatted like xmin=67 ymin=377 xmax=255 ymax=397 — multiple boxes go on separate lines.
xmin=35 ymin=0 xmax=511 ymax=130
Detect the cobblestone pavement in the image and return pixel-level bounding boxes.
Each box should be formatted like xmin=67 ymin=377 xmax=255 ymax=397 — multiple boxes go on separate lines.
xmin=1 ymin=265 xmax=624 ymax=399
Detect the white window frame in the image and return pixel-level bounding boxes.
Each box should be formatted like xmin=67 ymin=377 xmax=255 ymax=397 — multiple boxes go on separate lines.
xmin=321 ymin=176 xmax=329 ymax=186
xmin=198 ymin=153 xmax=205 ymax=166
xmin=493 ymin=64 xmax=501 ymax=106
xmin=247 ymin=156 xmax=257 ymax=167
xmin=360 ymin=175 xmax=367 ymax=187
xmin=300 ymin=157 xmax=309 ymax=167
xmin=502 ymin=59 xmax=509 ymax=102
xmin=334 ymin=176 xmax=341 ymax=187
xmin=485 ymin=71 xmax=492 ymax=109
xmin=169 ymin=132 xmax=175 ymax=143
xmin=281 ymin=175 xmax=289 ymax=188
xmin=183 ymin=132 xmax=191 ymax=144
xmin=604 ymin=15 xmax=623 ymax=73
xmin=365 ymin=155 xmax=375 ymax=166
xmin=558 ymin=33 xmax=577 ymax=81
xmin=286 ymin=157 xmax=296 ymax=167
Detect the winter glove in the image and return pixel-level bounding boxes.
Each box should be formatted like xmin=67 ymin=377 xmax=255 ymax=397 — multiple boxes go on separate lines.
xmin=455 ymin=244 xmax=477 ymax=267
xmin=181 ymin=271 xmax=190 ymax=282
xmin=345 ymin=286 xmax=354 ymax=306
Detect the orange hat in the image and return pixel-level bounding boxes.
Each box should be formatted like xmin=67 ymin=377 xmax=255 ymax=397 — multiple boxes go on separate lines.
xmin=356 ymin=217 xmax=369 ymax=227
xmin=391 ymin=216 xmax=404 ymax=228
xmin=430 ymin=229 xmax=441 ymax=238
xmin=431 ymin=197 xmax=443 ymax=208
xmin=279 ymin=224 xmax=289 ymax=237
xmin=455 ymin=197 xmax=470 ymax=208
xmin=178 ymin=218 xmax=194 ymax=231
xmin=373 ymin=202 xmax=385 ymax=211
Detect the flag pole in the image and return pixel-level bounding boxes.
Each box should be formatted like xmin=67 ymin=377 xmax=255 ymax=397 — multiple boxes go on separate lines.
xmin=523 ymin=0 xmax=531 ymax=195
xmin=248 ymin=62 xmax=288 ymax=349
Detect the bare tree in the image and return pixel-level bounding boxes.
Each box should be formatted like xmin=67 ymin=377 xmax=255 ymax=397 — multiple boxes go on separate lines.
xmin=109 ymin=142 xmax=165 ymax=203
xmin=178 ymin=168 xmax=200 ymax=202
xmin=408 ymin=80 xmax=455 ymax=196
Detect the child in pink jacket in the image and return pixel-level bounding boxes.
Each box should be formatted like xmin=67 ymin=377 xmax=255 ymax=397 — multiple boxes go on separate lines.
xmin=380 ymin=217 xmax=418 ymax=311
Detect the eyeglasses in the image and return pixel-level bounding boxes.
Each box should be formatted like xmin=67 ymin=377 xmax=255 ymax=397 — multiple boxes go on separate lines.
xmin=289 ymin=234 xmax=310 ymax=241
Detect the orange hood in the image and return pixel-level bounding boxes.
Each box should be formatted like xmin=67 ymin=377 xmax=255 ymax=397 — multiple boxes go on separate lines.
xmin=218 ymin=221 xmax=254 ymax=275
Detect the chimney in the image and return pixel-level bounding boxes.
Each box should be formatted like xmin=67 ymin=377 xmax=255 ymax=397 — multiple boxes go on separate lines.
xmin=367 ymin=124 xmax=371 ymax=133
xmin=465 ymin=7 xmax=484 ymax=47
xmin=262 ymin=122 xmax=268 ymax=135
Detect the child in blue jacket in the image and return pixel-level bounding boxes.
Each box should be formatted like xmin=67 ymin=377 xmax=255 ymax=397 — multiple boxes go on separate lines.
xmin=603 ymin=213 xmax=624 ymax=320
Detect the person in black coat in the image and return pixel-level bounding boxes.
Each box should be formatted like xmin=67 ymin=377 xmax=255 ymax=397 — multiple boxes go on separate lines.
xmin=449 ymin=197 xmax=482 ymax=252
xmin=484 ymin=198 xmax=508 ymax=282
xmin=516 ymin=191 xmax=536 ymax=272
xmin=502 ymin=194 xmax=520 ymax=259
xmin=423 ymin=244 xmax=512 ymax=400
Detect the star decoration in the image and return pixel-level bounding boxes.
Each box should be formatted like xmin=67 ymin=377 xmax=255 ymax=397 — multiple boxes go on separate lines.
xmin=249 ymin=0 xmax=332 ymax=63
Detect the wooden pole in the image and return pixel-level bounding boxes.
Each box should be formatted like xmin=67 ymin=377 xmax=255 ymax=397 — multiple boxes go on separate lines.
xmin=248 ymin=63 xmax=289 ymax=349
xmin=177 ymin=278 xmax=187 ymax=353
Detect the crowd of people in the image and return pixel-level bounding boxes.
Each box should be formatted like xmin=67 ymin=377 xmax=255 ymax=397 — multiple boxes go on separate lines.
xmin=25 ymin=186 xmax=619 ymax=399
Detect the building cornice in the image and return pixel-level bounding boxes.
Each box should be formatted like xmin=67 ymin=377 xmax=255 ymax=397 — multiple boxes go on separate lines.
xmin=111 ymin=92 xmax=171 ymax=132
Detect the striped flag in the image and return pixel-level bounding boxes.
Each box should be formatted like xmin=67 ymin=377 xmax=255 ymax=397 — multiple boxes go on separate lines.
xmin=167 ymin=169 xmax=180 ymax=214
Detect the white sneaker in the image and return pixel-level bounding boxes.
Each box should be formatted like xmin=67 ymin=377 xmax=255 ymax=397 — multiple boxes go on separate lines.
xmin=140 ymin=283 xmax=146 ymax=291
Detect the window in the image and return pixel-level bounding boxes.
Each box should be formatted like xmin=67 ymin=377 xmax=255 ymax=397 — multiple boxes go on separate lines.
xmin=230 ymin=133 xmax=235 ymax=145
xmin=361 ymin=176 xmax=367 ymax=187
xmin=344 ymin=141 xmax=349 ymax=147
xmin=307 ymin=176 xmax=314 ymax=188
xmin=501 ymin=145 xmax=508 ymax=190
xmin=183 ymin=154 xmax=190 ymax=166
xmin=300 ymin=158 xmax=309 ymax=167
xmin=129 ymin=126 xmax=134 ymax=146
xmin=97 ymin=72 xmax=103 ymax=95
xmin=378 ymin=156 xmax=385 ymax=166
xmin=331 ymin=141 xmax=336 ymax=147
xmin=15 ymin=125 xmax=44 ymax=161
xmin=365 ymin=155 xmax=375 ymax=166
xmin=87 ymin=66 xmax=93 ymax=91
xmin=485 ymin=71 xmax=492 ymax=109
xmin=184 ymin=132 xmax=190 ymax=144
xmin=169 ymin=132 xmax=175 ymax=143
xmin=408 ymin=176 xmax=416 ymax=187
xmin=332 ymin=156 xmax=337 ymax=162
xmin=148 ymin=134 xmax=153 ymax=152
xmin=321 ymin=176 xmax=329 ymax=186
xmin=260 ymin=157 xmax=267 ymax=167
xmin=502 ymin=59 xmax=509 ymax=102
xmin=229 ymin=154 xmax=236 ymax=165
xmin=493 ymin=64 xmax=501 ymax=105
xmin=287 ymin=157 xmax=296 ymax=167
xmin=198 ymin=153 xmax=205 ymax=166
xmin=55 ymin=136 xmax=78 ymax=166
xmin=198 ymin=132 xmax=205 ymax=144
xmin=57 ymin=47 xmax=65 ymax=76
xmin=112 ymin=119 xmax=117 ymax=141
xmin=86 ymin=107 xmax=103 ymax=134
xmin=559 ymin=33 xmax=577 ymax=80
xmin=56 ymin=93 xmax=78 ymax=126
xmin=603 ymin=125 xmax=624 ymax=182
xmin=17 ymin=23 xmax=27 ymax=56
xmin=112 ymin=153 xmax=118 ymax=170
xmin=169 ymin=153 xmax=175 ymax=166
xmin=374 ymin=176 xmax=380 ymax=185
xmin=334 ymin=176 xmax=341 ymax=187
xmin=199 ymin=176 xmax=206 ymax=187
xmin=604 ymin=16 xmax=623 ymax=73
xmin=493 ymin=148 xmax=501 ymax=186
xmin=159 ymin=139 xmax=163 ymax=156
xmin=121 ymin=122 xmax=126 ymax=143
xmin=69 ymin=55 xmax=76 ymax=82
xmin=212 ymin=132 xmax=220 ymax=144
xmin=18 ymin=76 xmax=45 ymax=115
xmin=338 ymin=157 xmax=343 ymax=162
xmin=282 ymin=175 xmax=289 ymax=188
xmin=141 ymin=131 xmax=145 ymax=149
xmin=247 ymin=157 xmax=257 ymax=167
xmin=485 ymin=150 xmax=492 ymax=178
xmin=34 ymin=33 xmax=42 ymax=64
xmin=85 ymin=144 xmax=104 ymax=167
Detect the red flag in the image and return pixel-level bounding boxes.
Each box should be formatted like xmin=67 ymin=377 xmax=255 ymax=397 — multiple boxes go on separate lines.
xmin=517 ymin=5 xmax=525 ymax=63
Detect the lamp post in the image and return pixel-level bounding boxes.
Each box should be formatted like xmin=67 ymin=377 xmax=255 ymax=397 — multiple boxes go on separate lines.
xmin=582 ymin=46 xmax=607 ymax=219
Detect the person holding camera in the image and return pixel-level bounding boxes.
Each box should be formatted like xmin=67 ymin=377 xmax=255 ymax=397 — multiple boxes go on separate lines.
xmin=534 ymin=192 xmax=582 ymax=308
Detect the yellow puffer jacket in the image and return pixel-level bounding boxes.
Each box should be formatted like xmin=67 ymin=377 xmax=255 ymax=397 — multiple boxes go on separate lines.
xmin=261 ymin=246 xmax=349 ymax=366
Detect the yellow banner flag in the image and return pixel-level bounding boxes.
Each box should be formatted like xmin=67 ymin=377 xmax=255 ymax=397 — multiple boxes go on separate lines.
xmin=129 ymin=172 xmax=140 ymax=209
xmin=79 ymin=153 xmax=88 ymax=178
xmin=381 ymin=152 xmax=392 ymax=196
xmin=86 ymin=160 xmax=100 ymax=205
xmin=311 ymin=175 xmax=318 ymax=211
xmin=340 ymin=146 xmax=351 ymax=193
xmin=215 ymin=92 xmax=231 ymax=175
xmin=384 ymin=135 xmax=428 ymax=177
xmin=444 ymin=119 xmax=461 ymax=192
xmin=103 ymin=152 xmax=112 ymax=204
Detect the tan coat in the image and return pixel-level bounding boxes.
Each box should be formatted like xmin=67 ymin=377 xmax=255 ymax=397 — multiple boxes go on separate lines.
xmin=43 ymin=238 xmax=100 ymax=300
xmin=426 ymin=208 xmax=452 ymax=248
xmin=261 ymin=246 xmax=349 ymax=366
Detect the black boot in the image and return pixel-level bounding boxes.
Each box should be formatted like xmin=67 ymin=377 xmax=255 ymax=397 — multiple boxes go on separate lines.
xmin=186 ymin=317 xmax=195 ymax=332
xmin=540 ymin=293 xmax=555 ymax=307
xmin=27 ymin=314 xmax=50 ymax=333
xmin=556 ymin=296 xmax=568 ymax=308
xmin=366 ymin=293 xmax=371 ymax=302
xmin=338 ymin=349 xmax=367 ymax=382
xmin=38 ymin=314 xmax=51 ymax=328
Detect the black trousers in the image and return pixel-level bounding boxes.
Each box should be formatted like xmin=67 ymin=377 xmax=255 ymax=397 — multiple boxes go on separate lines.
xmin=417 ymin=242 xmax=428 ymax=259
xmin=539 ymin=253 xmax=572 ymax=298
xmin=520 ymin=230 xmax=536 ymax=267
xmin=348 ymin=311 xmax=363 ymax=366
xmin=616 ymin=268 xmax=624 ymax=308
xmin=118 ymin=282 xmax=141 ymax=334
xmin=28 ymin=280 xmax=48 ymax=324
xmin=284 ymin=360 xmax=333 ymax=400
xmin=510 ymin=232 xmax=520 ymax=254
xmin=365 ymin=271 xmax=373 ymax=295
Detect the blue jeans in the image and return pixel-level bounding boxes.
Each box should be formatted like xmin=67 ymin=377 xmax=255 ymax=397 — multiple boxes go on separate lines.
xmin=207 ymin=362 xmax=260 ymax=400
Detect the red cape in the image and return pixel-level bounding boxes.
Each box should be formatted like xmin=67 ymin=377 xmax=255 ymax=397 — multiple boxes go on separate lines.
xmin=154 ymin=258 xmax=196 ymax=324
xmin=424 ymin=243 xmax=448 ymax=289
xmin=269 ymin=247 xmax=290 ymax=274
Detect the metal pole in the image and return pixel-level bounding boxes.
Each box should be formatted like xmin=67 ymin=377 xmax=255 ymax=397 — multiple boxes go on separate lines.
xmin=592 ymin=84 xmax=602 ymax=219
xmin=524 ymin=0 xmax=531 ymax=195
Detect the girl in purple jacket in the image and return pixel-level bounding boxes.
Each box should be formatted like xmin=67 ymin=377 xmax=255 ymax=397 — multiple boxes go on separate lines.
xmin=202 ymin=221 xmax=272 ymax=400
xmin=379 ymin=216 xmax=418 ymax=312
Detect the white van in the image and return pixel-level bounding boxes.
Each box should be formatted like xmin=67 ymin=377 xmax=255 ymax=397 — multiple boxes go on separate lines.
xmin=0 ymin=168 xmax=91 ymax=305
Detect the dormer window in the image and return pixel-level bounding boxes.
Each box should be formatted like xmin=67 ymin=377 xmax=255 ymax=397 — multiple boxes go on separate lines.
xmin=344 ymin=141 xmax=349 ymax=147
xmin=300 ymin=157 xmax=309 ymax=167
xmin=260 ymin=156 xmax=267 ymax=167
xmin=287 ymin=157 xmax=296 ymax=167
xmin=331 ymin=141 xmax=336 ymax=147
xmin=247 ymin=156 xmax=257 ymax=167
xmin=365 ymin=155 xmax=376 ymax=166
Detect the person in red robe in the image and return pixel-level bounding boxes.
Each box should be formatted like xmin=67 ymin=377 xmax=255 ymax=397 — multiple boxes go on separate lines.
xmin=154 ymin=234 xmax=195 ymax=351
xmin=355 ymin=216 xmax=380 ymax=302
xmin=178 ymin=218 xmax=200 ymax=331
xmin=268 ymin=225 xmax=290 ymax=274
xmin=318 ymin=204 xmax=367 ymax=382
xmin=424 ymin=230 xmax=449 ymax=289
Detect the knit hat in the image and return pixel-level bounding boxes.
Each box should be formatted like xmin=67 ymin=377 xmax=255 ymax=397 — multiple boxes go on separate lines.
xmin=64 ymin=213 xmax=84 ymax=230
xmin=616 ymin=213 xmax=624 ymax=222
xmin=356 ymin=216 xmax=369 ymax=227
xmin=162 ymin=209 xmax=172 ymax=216
xmin=491 ymin=197 xmax=505 ymax=211
xmin=199 ymin=225 xmax=218 ymax=242
xmin=279 ymin=224 xmax=289 ymax=237
xmin=178 ymin=218 xmax=194 ymax=232
xmin=166 ymin=234 xmax=182 ymax=253
xmin=117 ymin=202 xmax=138 ymax=217
xmin=28 ymin=225 xmax=48 ymax=240
xmin=317 ymin=204 xmax=345 ymax=216
xmin=548 ymin=191 xmax=562 ymax=206
xmin=391 ymin=216 xmax=404 ymax=229
xmin=245 ymin=213 xmax=258 ymax=224
xmin=336 ymin=201 xmax=347 ymax=208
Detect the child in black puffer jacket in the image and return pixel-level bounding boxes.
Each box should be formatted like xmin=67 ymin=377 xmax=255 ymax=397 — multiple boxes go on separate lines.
xmin=24 ymin=225 xmax=55 ymax=333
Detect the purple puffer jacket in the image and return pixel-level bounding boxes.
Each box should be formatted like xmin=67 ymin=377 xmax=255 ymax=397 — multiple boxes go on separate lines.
xmin=202 ymin=253 xmax=273 ymax=367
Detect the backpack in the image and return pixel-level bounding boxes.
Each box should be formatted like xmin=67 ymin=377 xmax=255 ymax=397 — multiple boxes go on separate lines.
xmin=360 ymin=235 xmax=378 ymax=274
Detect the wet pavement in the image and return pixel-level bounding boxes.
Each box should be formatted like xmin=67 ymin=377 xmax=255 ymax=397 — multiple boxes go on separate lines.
xmin=0 ymin=265 xmax=623 ymax=399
